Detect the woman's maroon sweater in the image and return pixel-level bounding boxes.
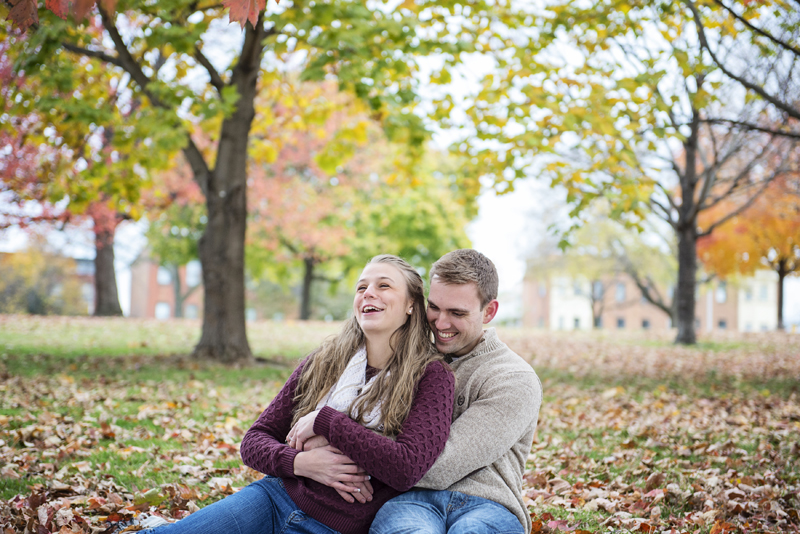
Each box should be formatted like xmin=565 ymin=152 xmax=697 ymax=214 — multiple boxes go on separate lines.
xmin=240 ymin=359 xmax=454 ymax=534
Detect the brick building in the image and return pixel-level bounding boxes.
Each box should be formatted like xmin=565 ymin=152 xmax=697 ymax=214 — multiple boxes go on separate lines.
xmin=129 ymin=257 xmax=205 ymax=319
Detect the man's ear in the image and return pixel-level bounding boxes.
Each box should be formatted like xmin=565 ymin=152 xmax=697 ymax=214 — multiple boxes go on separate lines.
xmin=482 ymin=300 xmax=499 ymax=324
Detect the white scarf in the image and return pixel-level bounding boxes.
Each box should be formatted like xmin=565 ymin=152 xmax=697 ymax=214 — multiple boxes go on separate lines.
xmin=315 ymin=347 xmax=384 ymax=431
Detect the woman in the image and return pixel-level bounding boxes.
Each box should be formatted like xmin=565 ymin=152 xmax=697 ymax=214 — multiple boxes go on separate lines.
xmin=137 ymin=254 xmax=454 ymax=534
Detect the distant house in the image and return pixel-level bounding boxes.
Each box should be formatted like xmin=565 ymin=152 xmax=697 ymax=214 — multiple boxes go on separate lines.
xmin=129 ymin=255 xmax=268 ymax=321
xmin=523 ymin=264 xmax=779 ymax=333
xmin=129 ymin=256 xmax=205 ymax=319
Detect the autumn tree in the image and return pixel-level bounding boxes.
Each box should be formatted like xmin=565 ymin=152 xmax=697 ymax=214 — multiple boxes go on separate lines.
xmin=450 ymin=0 xmax=800 ymax=344
xmin=2 ymin=0 xmax=532 ymax=361
xmin=0 ymin=31 xmax=180 ymax=316
xmin=698 ymin=174 xmax=800 ymax=330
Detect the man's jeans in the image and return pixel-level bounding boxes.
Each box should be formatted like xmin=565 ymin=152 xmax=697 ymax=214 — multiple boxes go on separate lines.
xmin=370 ymin=489 xmax=524 ymax=534
xmin=140 ymin=476 xmax=337 ymax=534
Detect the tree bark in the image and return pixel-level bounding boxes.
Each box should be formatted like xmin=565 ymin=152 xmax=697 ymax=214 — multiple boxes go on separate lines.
xmin=93 ymin=225 xmax=123 ymax=316
xmin=777 ymin=259 xmax=786 ymax=331
xmin=300 ymin=256 xmax=315 ymax=321
xmin=674 ymin=224 xmax=698 ymax=344
xmin=191 ymin=17 xmax=266 ymax=363
xmin=674 ymin=108 xmax=700 ymax=345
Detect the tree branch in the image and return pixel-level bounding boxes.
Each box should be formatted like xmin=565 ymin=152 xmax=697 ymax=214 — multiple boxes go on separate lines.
xmin=685 ymin=0 xmax=800 ymax=121
xmin=61 ymin=42 xmax=124 ymax=68
xmin=698 ymin=179 xmax=771 ymax=237
xmin=700 ymin=118 xmax=800 ymax=140
xmin=194 ymin=46 xmax=226 ymax=96
xmin=713 ymin=0 xmax=800 ymax=58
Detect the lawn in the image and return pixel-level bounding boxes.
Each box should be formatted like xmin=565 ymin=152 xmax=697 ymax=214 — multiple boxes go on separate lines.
xmin=1 ymin=315 xmax=798 ymax=533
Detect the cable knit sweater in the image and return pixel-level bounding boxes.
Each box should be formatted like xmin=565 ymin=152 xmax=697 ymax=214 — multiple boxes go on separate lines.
xmin=416 ymin=328 xmax=542 ymax=534
xmin=240 ymin=359 xmax=454 ymax=534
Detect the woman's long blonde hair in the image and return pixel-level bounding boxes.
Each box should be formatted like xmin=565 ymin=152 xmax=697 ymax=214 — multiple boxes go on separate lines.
xmin=292 ymin=254 xmax=441 ymax=437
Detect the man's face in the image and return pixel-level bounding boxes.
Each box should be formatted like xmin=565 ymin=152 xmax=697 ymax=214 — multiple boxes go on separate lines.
xmin=426 ymin=277 xmax=498 ymax=357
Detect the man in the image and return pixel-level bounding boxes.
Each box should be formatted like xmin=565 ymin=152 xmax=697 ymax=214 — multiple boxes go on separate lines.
xmin=370 ymin=249 xmax=543 ymax=534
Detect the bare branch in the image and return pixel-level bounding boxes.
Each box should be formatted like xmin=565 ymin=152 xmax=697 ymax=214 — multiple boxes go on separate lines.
xmin=701 ymin=118 xmax=800 ymax=140
xmin=713 ymin=0 xmax=800 ymax=58
xmin=194 ymin=47 xmax=226 ymax=96
xmin=698 ymin=179 xmax=772 ymax=237
xmin=685 ymin=0 xmax=800 ymax=121
xmin=61 ymin=42 xmax=124 ymax=68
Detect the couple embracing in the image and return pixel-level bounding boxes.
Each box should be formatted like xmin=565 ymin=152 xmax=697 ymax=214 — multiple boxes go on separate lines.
xmin=137 ymin=249 xmax=542 ymax=534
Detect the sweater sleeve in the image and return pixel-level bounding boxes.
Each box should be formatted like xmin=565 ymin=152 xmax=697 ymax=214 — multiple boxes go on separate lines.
xmin=239 ymin=360 xmax=307 ymax=479
xmin=313 ymin=360 xmax=455 ymax=492
xmin=417 ymin=370 xmax=542 ymax=490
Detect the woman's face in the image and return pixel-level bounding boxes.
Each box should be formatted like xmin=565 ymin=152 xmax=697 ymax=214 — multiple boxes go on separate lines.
xmin=354 ymin=262 xmax=413 ymax=338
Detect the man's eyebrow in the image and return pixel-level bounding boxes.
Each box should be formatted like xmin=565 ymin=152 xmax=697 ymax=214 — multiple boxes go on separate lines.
xmin=428 ymin=299 xmax=470 ymax=313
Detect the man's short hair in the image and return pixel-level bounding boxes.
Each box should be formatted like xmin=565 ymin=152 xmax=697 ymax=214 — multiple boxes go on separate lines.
xmin=429 ymin=249 xmax=499 ymax=308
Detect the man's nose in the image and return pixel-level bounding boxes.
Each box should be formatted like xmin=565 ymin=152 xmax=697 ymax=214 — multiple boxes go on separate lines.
xmin=434 ymin=314 xmax=451 ymax=330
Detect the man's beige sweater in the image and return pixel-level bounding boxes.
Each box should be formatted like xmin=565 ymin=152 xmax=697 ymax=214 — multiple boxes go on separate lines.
xmin=417 ymin=328 xmax=542 ymax=533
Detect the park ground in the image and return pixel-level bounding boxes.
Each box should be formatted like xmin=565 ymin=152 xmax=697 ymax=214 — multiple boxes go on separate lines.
xmin=0 ymin=315 xmax=798 ymax=533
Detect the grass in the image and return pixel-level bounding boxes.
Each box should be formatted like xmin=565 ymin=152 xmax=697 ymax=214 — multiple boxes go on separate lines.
xmin=1 ymin=315 xmax=799 ymax=533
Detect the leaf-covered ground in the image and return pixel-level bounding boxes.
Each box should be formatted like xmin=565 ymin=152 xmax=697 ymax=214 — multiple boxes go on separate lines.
xmin=1 ymin=316 xmax=798 ymax=533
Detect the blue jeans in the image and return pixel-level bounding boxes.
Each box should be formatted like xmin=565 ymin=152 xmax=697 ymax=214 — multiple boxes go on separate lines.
xmin=142 ymin=476 xmax=338 ymax=534
xmin=369 ymin=489 xmax=524 ymax=534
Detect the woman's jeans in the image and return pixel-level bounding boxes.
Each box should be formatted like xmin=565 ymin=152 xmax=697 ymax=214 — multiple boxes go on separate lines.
xmin=369 ymin=489 xmax=525 ymax=534
xmin=141 ymin=476 xmax=338 ymax=534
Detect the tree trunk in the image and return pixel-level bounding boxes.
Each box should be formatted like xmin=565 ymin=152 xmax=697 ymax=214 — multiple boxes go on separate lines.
xmin=300 ymin=257 xmax=314 ymax=321
xmin=93 ymin=225 xmax=123 ymax=316
xmin=192 ymin=18 xmax=265 ymax=363
xmin=777 ymin=259 xmax=786 ymax=331
xmin=674 ymin=107 xmax=700 ymax=345
xmin=171 ymin=264 xmax=184 ymax=318
xmin=674 ymin=224 xmax=698 ymax=344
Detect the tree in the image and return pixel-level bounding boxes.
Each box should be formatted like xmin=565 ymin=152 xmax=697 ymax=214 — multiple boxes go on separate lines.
xmin=0 ymin=30 xmax=179 ymax=317
xmin=698 ymin=174 xmax=800 ymax=330
xmin=2 ymin=0 xmax=524 ymax=362
xmin=452 ymin=0 xmax=800 ymax=344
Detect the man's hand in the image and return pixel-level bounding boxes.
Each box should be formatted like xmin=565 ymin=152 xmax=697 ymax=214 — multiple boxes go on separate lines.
xmin=293 ymin=445 xmax=372 ymax=503
xmin=302 ymin=435 xmax=330 ymax=451
xmin=287 ymin=409 xmax=320 ymax=450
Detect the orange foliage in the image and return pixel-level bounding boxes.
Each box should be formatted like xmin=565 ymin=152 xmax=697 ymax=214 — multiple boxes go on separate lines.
xmin=697 ymin=175 xmax=800 ymax=278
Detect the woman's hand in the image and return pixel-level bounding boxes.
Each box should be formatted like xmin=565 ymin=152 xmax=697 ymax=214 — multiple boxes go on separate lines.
xmin=293 ymin=445 xmax=372 ymax=502
xmin=287 ymin=410 xmax=320 ymax=450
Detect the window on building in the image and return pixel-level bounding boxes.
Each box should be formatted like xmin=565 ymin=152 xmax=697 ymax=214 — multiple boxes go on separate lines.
xmin=186 ymin=260 xmax=202 ymax=288
xmin=157 ymin=266 xmax=172 ymax=286
xmin=715 ymin=282 xmax=727 ymax=304
xmin=744 ymin=322 xmax=752 ymax=332
xmin=617 ymin=317 xmax=625 ymax=329
xmin=574 ymin=317 xmax=580 ymax=329
xmin=594 ymin=316 xmax=602 ymax=328
xmin=538 ymin=283 xmax=547 ymax=297
xmin=592 ymin=281 xmax=604 ymax=300
xmin=573 ymin=281 xmax=582 ymax=296
xmin=759 ymin=284 xmax=768 ymax=301
xmin=718 ymin=319 xmax=727 ymax=329
xmin=246 ymin=308 xmax=257 ymax=322
xmin=760 ymin=324 xmax=768 ymax=332
xmin=642 ymin=319 xmax=650 ymax=330
xmin=744 ymin=288 xmax=753 ymax=301
xmin=615 ymin=283 xmax=626 ymax=302
xmin=155 ymin=302 xmax=171 ymax=319
xmin=184 ymin=304 xmax=198 ymax=319
xmin=558 ymin=316 xmax=564 ymax=330
xmin=538 ymin=317 xmax=545 ymax=327
xmin=695 ymin=318 xmax=701 ymax=329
